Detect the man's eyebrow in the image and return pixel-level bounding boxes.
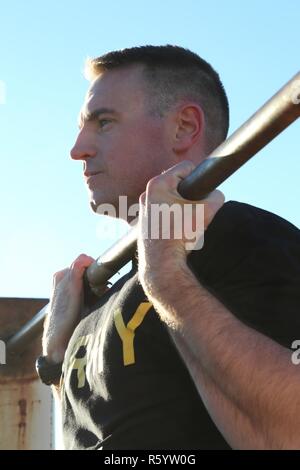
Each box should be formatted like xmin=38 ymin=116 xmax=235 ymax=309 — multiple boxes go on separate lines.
xmin=78 ymin=107 xmax=116 ymax=129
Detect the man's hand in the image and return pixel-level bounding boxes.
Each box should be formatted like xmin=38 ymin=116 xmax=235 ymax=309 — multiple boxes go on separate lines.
xmin=138 ymin=160 xmax=224 ymax=298
xmin=42 ymin=254 xmax=95 ymax=364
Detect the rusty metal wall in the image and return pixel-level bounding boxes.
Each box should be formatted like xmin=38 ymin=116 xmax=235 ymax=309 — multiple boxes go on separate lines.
xmin=0 ymin=298 xmax=53 ymax=450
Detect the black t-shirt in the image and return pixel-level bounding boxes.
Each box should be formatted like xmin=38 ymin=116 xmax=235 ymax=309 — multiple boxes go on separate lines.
xmin=61 ymin=201 xmax=300 ymax=449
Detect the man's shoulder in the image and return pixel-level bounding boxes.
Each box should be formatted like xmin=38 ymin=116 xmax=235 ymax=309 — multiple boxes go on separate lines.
xmin=214 ymin=199 xmax=298 ymax=227
xmin=188 ymin=200 xmax=300 ymax=283
xmin=209 ymin=200 xmax=300 ymax=242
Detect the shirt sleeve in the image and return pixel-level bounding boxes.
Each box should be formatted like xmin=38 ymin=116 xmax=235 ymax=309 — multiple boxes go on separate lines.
xmin=187 ymin=201 xmax=300 ymax=348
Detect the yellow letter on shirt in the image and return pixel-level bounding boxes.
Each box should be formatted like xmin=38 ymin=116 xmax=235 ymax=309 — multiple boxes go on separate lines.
xmin=114 ymin=302 xmax=152 ymax=366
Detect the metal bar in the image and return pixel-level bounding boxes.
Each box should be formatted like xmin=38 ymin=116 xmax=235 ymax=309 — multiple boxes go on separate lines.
xmin=6 ymin=305 xmax=48 ymax=354
xmin=6 ymin=71 xmax=300 ymax=354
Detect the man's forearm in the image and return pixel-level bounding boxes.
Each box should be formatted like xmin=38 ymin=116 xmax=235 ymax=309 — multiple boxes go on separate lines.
xmin=169 ymin=330 xmax=267 ymax=449
xmin=144 ymin=264 xmax=300 ymax=449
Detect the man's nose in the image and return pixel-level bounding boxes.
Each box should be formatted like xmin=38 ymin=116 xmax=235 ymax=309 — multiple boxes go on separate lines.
xmin=70 ymin=131 xmax=97 ymax=161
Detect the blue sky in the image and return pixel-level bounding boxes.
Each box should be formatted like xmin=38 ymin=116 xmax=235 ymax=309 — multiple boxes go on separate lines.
xmin=0 ymin=0 xmax=299 ymax=299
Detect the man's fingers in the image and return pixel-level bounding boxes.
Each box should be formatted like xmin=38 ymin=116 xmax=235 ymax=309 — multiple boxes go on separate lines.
xmin=164 ymin=160 xmax=196 ymax=181
xmin=70 ymin=254 xmax=95 ymax=281
xmin=53 ymin=254 xmax=95 ymax=286
xmin=203 ymin=190 xmax=225 ymax=227
xmin=70 ymin=254 xmax=95 ymax=271
xmin=147 ymin=160 xmax=196 ymax=196
xmin=142 ymin=161 xmax=225 ymax=227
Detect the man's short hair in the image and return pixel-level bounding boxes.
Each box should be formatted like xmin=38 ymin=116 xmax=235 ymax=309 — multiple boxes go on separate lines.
xmin=85 ymin=45 xmax=229 ymax=154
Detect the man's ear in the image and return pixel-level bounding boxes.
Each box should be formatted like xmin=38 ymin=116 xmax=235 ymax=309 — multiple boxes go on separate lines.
xmin=173 ymin=104 xmax=205 ymax=155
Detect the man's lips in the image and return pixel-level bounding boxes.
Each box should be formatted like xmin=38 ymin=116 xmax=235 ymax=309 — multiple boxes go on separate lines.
xmin=84 ymin=171 xmax=102 ymax=180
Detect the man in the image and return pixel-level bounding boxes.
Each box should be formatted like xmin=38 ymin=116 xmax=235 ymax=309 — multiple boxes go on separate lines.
xmin=41 ymin=45 xmax=300 ymax=449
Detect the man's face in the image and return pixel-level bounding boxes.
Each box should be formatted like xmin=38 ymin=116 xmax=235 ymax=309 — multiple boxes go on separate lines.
xmin=70 ymin=66 xmax=175 ymax=218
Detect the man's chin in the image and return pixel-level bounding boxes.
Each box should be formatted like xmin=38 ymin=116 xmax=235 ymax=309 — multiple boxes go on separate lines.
xmin=90 ymin=200 xmax=98 ymax=213
xmin=89 ymin=194 xmax=139 ymax=223
xmin=89 ymin=199 xmax=119 ymax=219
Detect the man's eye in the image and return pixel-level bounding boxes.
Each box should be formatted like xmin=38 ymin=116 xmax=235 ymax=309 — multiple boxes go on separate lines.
xmin=98 ymin=118 xmax=111 ymax=129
